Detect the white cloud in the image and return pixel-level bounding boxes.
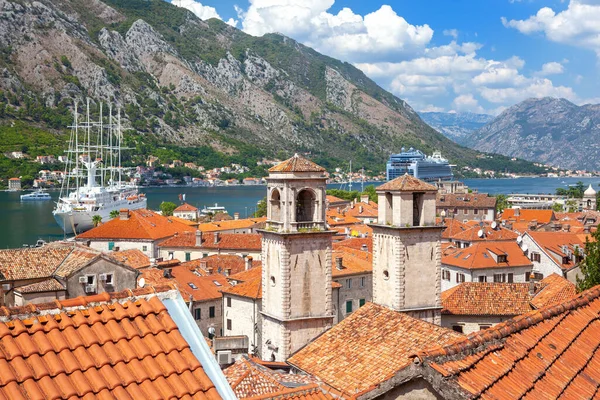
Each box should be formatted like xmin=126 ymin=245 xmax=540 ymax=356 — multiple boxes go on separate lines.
xmin=172 ymin=0 xmax=239 ymax=26
xmin=502 ymin=0 xmax=600 ymax=55
xmin=478 ymin=78 xmax=577 ymax=104
xmin=236 ymin=1 xmax=433 ymax=62
xmin=419 ymin=104 xmax=445 ymax=112
xmin=452 ymin=94 xmax=485 ymax=113
xmin=535 ymin=61 xmax=565 ymax=76
xmin=443 ymin=29 xmax=458 ymax=39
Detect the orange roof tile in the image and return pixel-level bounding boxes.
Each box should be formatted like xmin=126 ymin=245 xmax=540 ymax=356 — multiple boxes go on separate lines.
xmin=415 ymin=284 xmax=600 ymax=400
xmin=268 ymin=154 xmax=325 ymax=173
xmin=76 ymin=209 xmax=195 ymax=241
xmin=197 ymin=218 xmax=266 ymax=233
xmin=343 ymin=201 xmax=378 ymax=218
xmin=170 ymin=267 xmax=232 ymax=302
xmin=288 ymin=302 xmax=462 ymax=396
xmin=174 ymin=203 xmax=198 ymax=212
xmin=442 ymin=283 xmax=534 ymax=316
xmin=442 ymin=241 xmax=532 ymax=270
xmin=530 ymin=273 xmax=577 ymax=308
xmin=110 ymin=249 xmax=151 ymax=269
xmin=526 ymin=231 xmax=586 ymax=270
xmin=190 ymin=255 xmax=259 ymax=277
xmin=437 ymin=193 xmax=497 ymax=209
xmin=501 ymin=208 xmax=555 ymax=224
xmin=159 ymin=231 xmax=261 ymax=251
xmin=14 ymin=278 xmax=65 ymax=294
xmin=325 ymin=195 xmax=349 ymax=205
xmin=333 ymin=237 xmax=372 ymax=253
xmin=376 ymin=174 xmax=437 ymax=192
xmin=331 ymin=250 xmax=371 ymax=278
xmin=0 ymin=247 xmax=74 ymax=281
xmin=326 ymin=210 xmax=361 ymax=226
xmin=439 ymin=218 xmax=469 ymax=240
xmin=0 ymin=286 xmax=221 ymax=399
xmin=228 ymin=266 xmax=262 ymax=283
xmin=450 ymin=223 xmax=518 ymax=242
xmin=221 ymin=276 xmax=262 ymax=299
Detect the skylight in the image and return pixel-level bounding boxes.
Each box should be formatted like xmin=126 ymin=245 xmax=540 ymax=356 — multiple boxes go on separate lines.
xmin=188 ymin=282 xmax=198 ymax=289
xmin=213 ymin=280 xmax=222 ymax=287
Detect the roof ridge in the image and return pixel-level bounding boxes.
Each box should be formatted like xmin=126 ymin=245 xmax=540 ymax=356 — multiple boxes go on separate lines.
xmin=416 ymin=285 xmax=600 ymax=362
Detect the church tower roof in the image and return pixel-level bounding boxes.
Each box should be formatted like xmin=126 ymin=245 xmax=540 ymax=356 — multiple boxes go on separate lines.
xmin=584 ymin=184 xmax=596 ymax=197
xmin=269 ymin=154 xmax=326 ymax=173
xmin=376 ymin=173 xmax=437 ymax=192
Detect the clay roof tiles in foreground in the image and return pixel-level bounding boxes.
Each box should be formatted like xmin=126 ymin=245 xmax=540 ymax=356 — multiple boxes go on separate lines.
xmin=268 ymin=154 xmax=326 ymax=173
xmin=376 ymin=173 xmax=437 ymax=192
xmin=0 ymin=286 xmax=223 ymax=400
xmin=287 ymin=302 xmax=462 ymax=396
xmin=0 ymin=247 xmax=74 ymax=281
xmin=415 ymin=284 xmax=600 ymax=400
xmin=76 ymin=209 xmax=195 ymax=241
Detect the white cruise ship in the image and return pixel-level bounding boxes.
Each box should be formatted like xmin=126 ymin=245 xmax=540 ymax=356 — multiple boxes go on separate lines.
xmin=53 ymin=100 xmax=147 ymax=234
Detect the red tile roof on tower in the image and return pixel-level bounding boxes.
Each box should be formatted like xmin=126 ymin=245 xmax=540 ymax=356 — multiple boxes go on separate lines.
xmin=287 ymin=302 xmax=462 ymax=396
xmin=441 ymin=241 xmax=532 ymax=270
xmin=76 ymin=209 xmax=195 ymax=241
xmin=0 ymin=286 xmax=222 ymax=399
xmin=376 ymin=173 xmax=437 ymax=192
xmin=414 ymin=284 xmax=600 ymax=400
xmin=174 ymin=203 xmax=199 ymax=212
xmin=268 ymin=154 xmax=326 ymax=173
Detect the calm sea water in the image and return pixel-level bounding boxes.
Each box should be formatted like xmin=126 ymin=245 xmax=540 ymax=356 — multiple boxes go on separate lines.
xmin=1 ymin=177 xmax=598 ymax=249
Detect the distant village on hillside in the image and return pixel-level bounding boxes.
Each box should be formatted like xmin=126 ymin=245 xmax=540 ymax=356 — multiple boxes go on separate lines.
xmin=1 ymin=154 xmax=599 ymax=399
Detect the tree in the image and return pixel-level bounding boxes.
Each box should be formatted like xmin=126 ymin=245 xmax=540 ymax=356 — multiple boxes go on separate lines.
xmin=552 ymin=202 xmax=563 ymax=212
xmin=566 ymin=199 xmax=578 ymax=213
xmin=362 ymin=185 xmax=378 ymax=203
xmin=495 ymin=194 xmax=509 ymax=213
xmin=109 ymin=210 xmax=119 ymax=219
xmin=577 ymin=228 xmax=600 ymax=292
xmin=92 ymin=215 xmax=102 ymax=227
xmin=160 ymin=201 xmax=177 ymax=216
xmin=254 ymin=197 xmax=267 ymax=217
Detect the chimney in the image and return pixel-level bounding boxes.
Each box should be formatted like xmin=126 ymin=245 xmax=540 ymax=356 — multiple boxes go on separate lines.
xmin=245 ymin=256 xmax=253 ymax=271
xmin=514 ymin=208 xmax=520 ymax=217
xmin=214 ymin=232 xmax=220 ymax=244
xmin=361 ymin=194 xmax=369 ymax=204
xmin=564 ymin=224 xmax=571 ymax=232
xmin=207 ymin=267 xmax=214 ymax=275
xmin=225 ymin=268 xmax=231 ymax=276
xmin=200 ymin=261 xmax=208 ymax=270
xmin=584 ymin=225 xmax=591 ymax=234
xmin=529 ymin=272 xmax=538 ymax=296
xmin=119 ymin=209 xmax=130 ymax=220
xmin=234 ymin=212 xmax=240 ymax=220
xmin=359 ymin=205 xmax=364 ymax=214
xmin=335 ymin=257 xmax=343 ymax=270
xmin=163 ymin=269 xmax=172 ymax=279
xmin=195 ymin=230 xmax=202 ymax=246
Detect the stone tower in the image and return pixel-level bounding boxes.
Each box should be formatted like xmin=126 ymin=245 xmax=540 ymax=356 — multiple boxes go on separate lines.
xmin=370 ymin=174 xmax=443 ymax=324
xmin=584 ymin=184 xmax=597 ymax=210
xmin=260 ymin=154 xmax=335 ymax=362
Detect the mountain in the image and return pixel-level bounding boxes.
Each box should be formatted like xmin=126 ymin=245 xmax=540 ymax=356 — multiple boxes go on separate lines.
xmin=419 ymin=112 xmax=494 ymax=145
xmin=0 ymin=0 xmax=544 ymax=177
xmin=467 ymin=97 xmax=600 ymax=170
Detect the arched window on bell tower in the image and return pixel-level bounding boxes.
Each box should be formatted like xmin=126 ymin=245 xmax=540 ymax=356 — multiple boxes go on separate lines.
xmin=270 ymin=188 xmax=282 ymax=222
xmin=296 ymin=189 xmax=317 ymax=222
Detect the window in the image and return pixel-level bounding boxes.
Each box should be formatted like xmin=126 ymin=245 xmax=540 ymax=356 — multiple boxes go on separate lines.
xmin=202 ymin=253 xmax=208 ymax=258
xmin=108 ymin=242 xmax=114 ymax=251
xmin=442 ymin=269 xmax=451 ymax=281
xmin=530 ymin=252 xmax=541 ymax=262
xmin=478 ymin=276 xmax=487 ymax=282
xmin=168 ymin=251 xmax=174 ymax=259
xmin=507 ymin=273 xmax=514 ymax=283
xmin=456 ymin=273 xmax=465 ymax=283
xmin=105 ymin=273 xmax=114 ymax=285
xmin=493 ymin=273 xmax=506 ymax=283
xmin=525 ymin=272 xmax=543 ymax=281
xmin=194 ymin=309 xmax=201 ymax=320
xmin=345 ymin=300 xmax=353 ymax=314
xmin=226 ymin=319 xmax=232 ymax=331
xmin=360 ymin=277 xmax=365 ymax=288
xmin=359 ymin=299 xmax=366 ymax=307
xmin=452 ymin=325 xmax=464 ymax=333
xmin=479 ymin=325 xmax=491 ymax=330
xmin=474 ymin=209 xmax=478 ymax=215
xmin=209 ymin=306 xmax=215 ymax=318
xmin=383 ymin=270 xmax=389 ymax=280
xmin=226 ymin=297 xmax=231 ymax=307
xmin=87 ymin=275 xmax=95 ymax=285
xmin=497 ymin=255 xmax=507 ymax=263
xmin=185 ymin=252 xmax=191 ymax=261
xmin=142 ymin=245 xmax=148 ymax=252
xmin=345 ymin=278 xmax=352 ymax=289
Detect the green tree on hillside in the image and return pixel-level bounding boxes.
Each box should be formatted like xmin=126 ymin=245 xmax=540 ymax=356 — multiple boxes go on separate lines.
xmin=577 ymin=228 xmax=600 ymax=292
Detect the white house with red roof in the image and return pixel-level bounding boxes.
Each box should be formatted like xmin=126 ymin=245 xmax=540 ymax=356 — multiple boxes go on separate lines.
xmin=173 ymin=202 xmax=199 ymax=221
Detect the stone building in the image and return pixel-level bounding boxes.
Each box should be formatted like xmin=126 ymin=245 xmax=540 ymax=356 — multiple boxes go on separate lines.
xmin=370 ymin=174 xmax=443 ymax=324
xmin=260 ymin=154 xmax=335 ymax=361
xmin=436 ymin=192 xmax=497 ymax=221
xmin=173 ymin=203 xmax=199 ymax=220
xmin=8 ymin=177 xmax=21 ymax=191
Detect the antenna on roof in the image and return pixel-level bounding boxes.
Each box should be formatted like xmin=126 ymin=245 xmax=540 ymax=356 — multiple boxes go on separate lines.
xmin=522 ymin=244 xmax=529 ymax=253
xmin=138 ymin=278 xmax=145 ymax=288
xmin=491 ymin=221 xmax=498 ymax=230
xmin=517 ymin=235 xmax=522 ymax=244
xmin=477 ymin=229 xmax=484 ymax=238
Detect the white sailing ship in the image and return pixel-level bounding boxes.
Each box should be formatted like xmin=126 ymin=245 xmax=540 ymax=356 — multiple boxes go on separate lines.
xmin=53 ymin=100 xmax=147 ymax=234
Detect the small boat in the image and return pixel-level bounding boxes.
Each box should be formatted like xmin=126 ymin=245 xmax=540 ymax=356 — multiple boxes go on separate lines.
xmin=20 ymin=190 xmax=51 ymax=201
xmin=201 ymin=203 xmax=228 ymax=216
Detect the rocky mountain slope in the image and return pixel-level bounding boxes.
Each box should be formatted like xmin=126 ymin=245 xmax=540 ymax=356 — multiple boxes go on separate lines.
xmin=467 ymin=97 xmax=600 ymax=170
xmin=419 ymin=112 xmax=494 ymax=145
xmin=0 ymin=0 xmax=542 ymax=174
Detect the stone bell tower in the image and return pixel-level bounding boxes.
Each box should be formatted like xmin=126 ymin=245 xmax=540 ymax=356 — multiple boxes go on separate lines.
xmin=370 ymin=174 xmax=443 ymax=324
xmin=260 ymin=154 xmax=335 ymax=362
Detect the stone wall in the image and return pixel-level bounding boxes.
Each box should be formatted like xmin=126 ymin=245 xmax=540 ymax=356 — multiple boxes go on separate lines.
xmin=222 ymin=294 xmax=262 ymax=356
xmin=66 ymin=258 xmax=139 ymax=298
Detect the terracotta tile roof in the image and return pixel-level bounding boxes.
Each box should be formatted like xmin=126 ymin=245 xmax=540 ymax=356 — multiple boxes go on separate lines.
xmin=501 ymin=208 xmax=556 ymax=224
xmin=439 ymin=218 xmax=469 ymax=240
xmin=14 ymin=278 xmax=65 ymax=294
xmin=530 ymin=273 xmax=577 ymax=308
xmin=343 ymin=201 xmax=378 ymax=218
xmin=197 ymin=218 xmax=266 ymax=233
xmin=0 ymin=247 xmax=74 ymax=281
xmin=224 ymin=356 xmax=334 ymax=400
xmin=228 ymin=266 xmax=262 ymax=283
xmin=436 ymin=193 xmax=497 ymax=209
xmin=111 ymin=249 xmax=151 ymax=269
xmin=325 ymin=195 xmax=349 ymax=205
xmin=191 ymin=255 xmax=259 ymax=277
xmin=76 ymin=209 xmax=195 ymax=241
xmin=143 ymin=266 xmax=232 ymax=303
xmin=450 ymin=223 xmax=519 ymax=242
xmin=331 ymin=281 xmax=342 ymax=289
xmin=333 ymin=237 xmax=372 ymax=253
xmin=442 ymin=241 xmax=532 ymax=270
xmin=442 ymin=283 xmax=534 ymax=316
xmin=268 ymin=154 xmax=326 ymax=173
xmin=221 ymin=276 xmax=262 ymax=299
xmin=526 ymin=231 xmax=586 ymax=270
xmin=159 ymin=231 xmax=262 ymax=251
xmin=376 ymin=174 xmax=437 ymax=192
xmin=415 ymin=284 xmax=600 ymax=400
xmin=0 ymin=286 xmax=221 ymax=399
xmin=288 ymin=302 xmax=462 ymax=396
xmin=169 ymin=216 xmax=200 ymax=226
xmin=331 ymin=250 xmax=371 ymax=278
xmin=53 ymin=249 xmax=105 ymax=278
xmin=174 ymin=203 xmax=198 ymax=212
xmin=326 ymin=210 xmax=361 ymax=226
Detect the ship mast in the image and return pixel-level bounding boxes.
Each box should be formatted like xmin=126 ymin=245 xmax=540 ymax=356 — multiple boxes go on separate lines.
xmin=348 ymin=160 xmax=352 ymax=191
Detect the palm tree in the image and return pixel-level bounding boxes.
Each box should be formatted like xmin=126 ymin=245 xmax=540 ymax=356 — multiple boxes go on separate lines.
xmin=92 ymin=215 xmax=102 ymax=227
xmin=109 ymin=210 xmax=119 ymax=219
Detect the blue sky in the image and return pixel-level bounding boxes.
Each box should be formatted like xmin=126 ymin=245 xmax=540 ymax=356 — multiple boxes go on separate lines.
xmin=169 ymin=0 xmax=600 ymax=115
